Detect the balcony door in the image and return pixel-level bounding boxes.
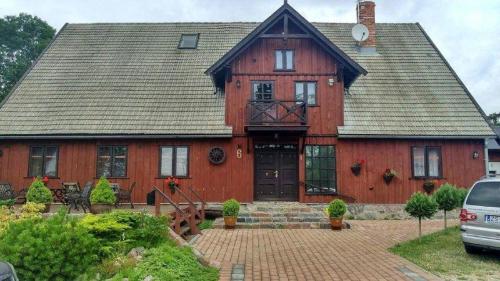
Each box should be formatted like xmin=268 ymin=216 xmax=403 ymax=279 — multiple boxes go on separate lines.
xmin=251 ymin=81 xmax=276 ymax=123
xmin=254 ymin=144 xmax=298 ymax=201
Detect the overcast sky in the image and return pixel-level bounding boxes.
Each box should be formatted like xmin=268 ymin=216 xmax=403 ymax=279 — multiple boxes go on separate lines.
xmin=2 ymin=0 xmax=499 ymax=114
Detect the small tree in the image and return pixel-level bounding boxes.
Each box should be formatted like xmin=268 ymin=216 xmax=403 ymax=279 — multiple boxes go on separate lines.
xmin=433 ymin=183 xmax=459 ymax=229
xmin=26 ymin=178 xmax=52 ymax=204
xmin=405 ymin=192 xmax=438 ymax=238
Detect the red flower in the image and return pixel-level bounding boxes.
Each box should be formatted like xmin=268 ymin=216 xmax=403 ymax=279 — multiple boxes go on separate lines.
xmin=42 ymin=176 xmax=49 ymax=183
xmin=174 ymin=178 xmax=179 ymax=185
xmin=360 ymin=159 xmax=366 ymax=165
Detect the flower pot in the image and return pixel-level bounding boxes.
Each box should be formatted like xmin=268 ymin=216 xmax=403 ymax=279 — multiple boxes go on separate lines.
xmin=423 ymin=183 xmax=435 ymax=194
xmin=330 ymin=217 xmax=343 ymax=230
xmin=42 ymin=203 xmax=51 ymax=213
xmin=383 ymin=174 xmax=394 ymax=184
xmin=351 ymin=165 xmax=361 ymax=176
xmin=90 ymin=204 xmax=113 ymax=214
xmin=224 ymin=216 xmax=237 ymax=229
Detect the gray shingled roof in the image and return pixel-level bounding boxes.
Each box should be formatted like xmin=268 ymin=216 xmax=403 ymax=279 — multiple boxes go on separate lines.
xmin=0 ymin=22 xmax=494 ymax=138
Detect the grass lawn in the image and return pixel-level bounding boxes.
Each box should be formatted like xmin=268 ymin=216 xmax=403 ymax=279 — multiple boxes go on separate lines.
xmin=199 ymin=219 xmax=214 ymax=230
xmin=390 ymin=226 xmax=500 ymax=281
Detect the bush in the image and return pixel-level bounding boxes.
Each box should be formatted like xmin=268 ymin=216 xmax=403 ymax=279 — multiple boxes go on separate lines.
xmin=79 ymin=210 xmax=169 ymax=257
xmin=456 ymin=188 xmax=468 ymax=207
xmin=108 ymin=242 xmax=219 ymax=281
xmin=222 ymin=199 xmax=240 ymax=217
xmin=19 ymin=202 xmax=46 ymax=219
xmin=405 ymin=192 xmax=438 ymax=238
xmin=433 ymin=183 xmax=459 ymax=229
xmin=90 ymin=177 xmax=116 ymax=205
xmin=0 ymin=209 xmax=100 ymax=281
xmin=0 ymin=199 xmax=15 ymax=207
xmin=26 ymin=178 xmax=52 ymax=204
xmin=327 ymin=199 xmax=347 ymax=218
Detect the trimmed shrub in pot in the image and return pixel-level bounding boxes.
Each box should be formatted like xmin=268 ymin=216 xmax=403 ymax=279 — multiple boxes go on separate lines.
xmin=327 ymin=199 xmax=347 ymax=230
xmin=404 ymin=192 xmax=438 ymax=239
xmin=26 ymin=178 xmax=52 ymax=212
xmin=222 ymin=199 xmax=240 ymax=229
xmin=433 ymin=183 xmax=459 ymax=229
xmin=90 ymin=177 xmax=116 ymax=214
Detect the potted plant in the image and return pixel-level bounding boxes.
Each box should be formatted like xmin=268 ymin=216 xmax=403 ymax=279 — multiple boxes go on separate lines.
xmin=383 ymin=169 xmax=397 ymax=184
xmin=423 ymin=180 xmax=437 ymax=194
xmin=327 ymin=199 xmax=347 ymax=230
xmin=351 ymin=159 xmax=365 ymax=176
xmin=26 ymin=177 xmax=53 ymax=213
xmin=90 ymin=177 xmax=115 ymax=214
xmin=164 ymin=176 xmax=179 ymax=193
xmin=222 ymin=198 xmax=240 ymax=229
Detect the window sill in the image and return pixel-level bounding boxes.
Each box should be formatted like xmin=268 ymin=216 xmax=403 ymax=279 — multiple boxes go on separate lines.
xmin=94 ymin=177 xmax=129 ymax=180
xmin=410 ymin=177 xmax=446 ymax=180
xmin=24 ymin=176 xmax=60 ymax=179
xmin=273 ymin=69 xmax=296 ymax=72
xmin=156 ymin=177 xmax=192 ymax=180
xmin=305 ymin=192 xmax=337 ymax=196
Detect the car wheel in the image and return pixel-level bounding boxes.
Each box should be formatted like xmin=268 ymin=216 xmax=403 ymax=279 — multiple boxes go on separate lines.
xmin=464 ymin=244 xmax=481 ymax=254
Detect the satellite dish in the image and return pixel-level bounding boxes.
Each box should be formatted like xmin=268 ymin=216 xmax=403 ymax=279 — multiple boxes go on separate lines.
xmin=352 ymin=23 xmax=369 ymax=42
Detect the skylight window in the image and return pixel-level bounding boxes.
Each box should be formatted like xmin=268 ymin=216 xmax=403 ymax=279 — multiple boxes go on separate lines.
xmin=178 ymin=34 xmax=199 ymax=49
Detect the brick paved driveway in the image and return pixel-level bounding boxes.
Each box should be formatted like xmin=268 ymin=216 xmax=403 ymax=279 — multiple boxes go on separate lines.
xmin=193 ymin=220 xmax=453 ymax=281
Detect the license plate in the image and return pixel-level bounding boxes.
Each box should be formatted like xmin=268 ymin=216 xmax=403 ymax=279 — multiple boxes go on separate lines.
xmin=484 ymin=215 xmax=500 ymax=224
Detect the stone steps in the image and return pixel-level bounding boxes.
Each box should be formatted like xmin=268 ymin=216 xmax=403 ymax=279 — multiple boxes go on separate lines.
xmin=211 ymin=202 xmax=345 ymax=229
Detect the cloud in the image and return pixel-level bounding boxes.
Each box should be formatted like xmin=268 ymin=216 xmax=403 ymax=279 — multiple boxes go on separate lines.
xmin=2 ymin=0 xmax=499 ymax=114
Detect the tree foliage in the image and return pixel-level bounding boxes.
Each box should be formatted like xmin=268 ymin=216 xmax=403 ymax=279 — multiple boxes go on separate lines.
xmin=405 ymin=192 xmax=438 ymax=238
xmin=0 ymin=13 xmax=55 ymax=100
xmin=433 ymin=183 xmax=460 ymax=229
xmin=488 ymin=112 xmax=500 ymax=125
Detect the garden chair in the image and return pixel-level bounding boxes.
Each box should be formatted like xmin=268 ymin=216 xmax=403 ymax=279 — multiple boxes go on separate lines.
xmin=115 ymin=182 xmax=136 ymax=209
xmin=79 ymin=181 xmax=93 ymax=213
xmin=0 ymin=182 xmax=15 ymax=205
xmin=0 ymin=182 xmax=26 ymax=206
xmin=65 ymin=181 xmax=93 ymax=213
xmin=62 ymin=182 xmax=81 ymax=212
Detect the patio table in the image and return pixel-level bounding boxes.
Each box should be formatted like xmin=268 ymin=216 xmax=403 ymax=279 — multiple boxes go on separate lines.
xmin=50 ymin=188 xmax=66 ymax=203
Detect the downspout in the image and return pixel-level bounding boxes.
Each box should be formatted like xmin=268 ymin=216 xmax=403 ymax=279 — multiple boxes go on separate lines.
xmin=484 ymin=138 xmax=489 ymax=176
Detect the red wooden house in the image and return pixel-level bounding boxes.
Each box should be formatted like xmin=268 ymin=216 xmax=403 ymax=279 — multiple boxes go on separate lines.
xmin=0 ymin=1 xmax=495 ymax=204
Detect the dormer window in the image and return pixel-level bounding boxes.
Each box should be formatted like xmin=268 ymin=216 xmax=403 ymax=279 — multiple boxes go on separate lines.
xmin=178 ymin=34 xmax=199 ymax=49
xmin=275 ymin=50 xmax=294 ymax=71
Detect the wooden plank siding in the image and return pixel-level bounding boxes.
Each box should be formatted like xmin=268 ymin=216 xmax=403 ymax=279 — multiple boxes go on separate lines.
xmin=489 ymin=150 xmax=500 ymax=162
xmin=0 ymin=139 xmax=254 ymax=203
xmin=0 ymin=138 xmax=485 ymax=204
xmin=225 ymin=38 xmax=342 ymax=135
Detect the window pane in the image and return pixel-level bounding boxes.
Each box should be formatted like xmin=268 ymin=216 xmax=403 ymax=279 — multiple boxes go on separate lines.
xmin=113 ymin=157 xmax=126 ymax=177
xmin=275 ymin=51 xmax=283 ymax=69
xmin=466 ymin=182 xmax=500 ymax=207
xmin=97 ymin=146 xmax=112 ymax=177
xmin=412 ymin=147 xmax=425 ymax=177
xmin=179 ymin=34 xmax=198 ymax=48
xmin=44 ymin=146 xmax=58 ymax=177
xmin=160 ymin=147 xmax=173 ymax=177
xmin=285 ymin=50 xmax=293 ymax=69
xmin=295 ymin=83 xmax=304 ymax=102
xmin=253 ymin=82 xmax=273 ymax=100
xmin=176 ymin=147 xmax=188 ymax=177
xmin=29 ymin=146 xmax=44 ymax=177
xmin=305 ymin=145 xmax=336 ymax=194
xmin=307 ymin=83 xmax=316 ymax=105
xmin=428 ymin=147 xmax=441 ymax=177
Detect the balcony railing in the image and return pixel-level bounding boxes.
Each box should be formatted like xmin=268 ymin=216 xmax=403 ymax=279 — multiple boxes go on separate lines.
xmin=246 ymin=99 xmax=307 ymax=127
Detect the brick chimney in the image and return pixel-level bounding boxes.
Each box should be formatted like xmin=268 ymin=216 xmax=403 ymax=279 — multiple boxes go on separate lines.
xmin=356 ymin=0 xmax=376 ymax=49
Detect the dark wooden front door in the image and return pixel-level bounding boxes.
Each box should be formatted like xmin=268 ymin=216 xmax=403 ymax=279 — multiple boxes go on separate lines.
xmin=254 ymin=144 xmax=298 ymax=201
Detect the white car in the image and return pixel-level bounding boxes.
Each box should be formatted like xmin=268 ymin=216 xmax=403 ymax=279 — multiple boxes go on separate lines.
xmin=460 ymin=176 xmax=500 ymax=254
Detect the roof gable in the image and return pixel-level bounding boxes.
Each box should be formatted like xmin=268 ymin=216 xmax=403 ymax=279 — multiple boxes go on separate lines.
xmin=205 ymin=2 xmax=367 ymax=88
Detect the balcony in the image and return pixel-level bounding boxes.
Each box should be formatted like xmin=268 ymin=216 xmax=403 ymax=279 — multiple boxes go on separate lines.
xmin=245 ymin=100 xmax=308 ymax=133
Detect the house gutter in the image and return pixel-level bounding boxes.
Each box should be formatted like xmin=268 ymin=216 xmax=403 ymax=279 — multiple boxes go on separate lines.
xmin=0 ymin=134 xmax=233 ymax=140
xmin=484 ymin=138 xmax=490 ymax=176
xmin=337 ymin=134 xmax=494 ymax=140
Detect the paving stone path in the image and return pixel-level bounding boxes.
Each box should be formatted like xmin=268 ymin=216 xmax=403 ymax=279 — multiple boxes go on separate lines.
xmin=194 ymin=220 xmax=453 ymax=281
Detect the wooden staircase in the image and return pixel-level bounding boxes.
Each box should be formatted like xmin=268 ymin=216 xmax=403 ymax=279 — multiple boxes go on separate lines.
xmin=151 ymin=185 xmax=205 ymax=238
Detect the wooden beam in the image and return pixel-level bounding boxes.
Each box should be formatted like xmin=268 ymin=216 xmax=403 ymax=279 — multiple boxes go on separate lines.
xmin=284 ymin=14 xmax=289 ymax=35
